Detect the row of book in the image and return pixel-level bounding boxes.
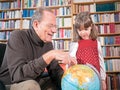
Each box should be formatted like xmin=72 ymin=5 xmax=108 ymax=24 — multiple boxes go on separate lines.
xmin=56 ymin=7 xmax=71 ymax=16
xmin=74 ymin=2 xmax=120 ymax=13
xmin=91 ymin=13 xmax=120 ymax=23
xmin=0 ymin=7 xmax=71 ymax=19
xmin=73 ymin=4 xmax=96 ymax=13
xmin=0 ymin=20 xmax=21 ymax=30
xmin=1 ymin=10 xmax=120 ymax=23
xmin=22 ymin=10 xmax=35 ymax=17
xmin=22 ymin=20 xmax=30 ymax=29
xmin=0 ymin=0 xmax=71 ymax=9
xmin=0 ymin=10 xmax=21 ymax=19
xmin=52 ymin=40 xmax=70 ymax=50
xmin=99 ymin=36 xmax=120 ymax=45
xmin=0 ymin=31 xmax=11 ymax=40
xmin=56 ymin=17 xmax=71 ymax=27
xmin=73 ymin=13 xmax=120 ymax=24
xmin=97 ymin=24 xmax=120 ymax=34
xmin=0 ymin=0 xmax=21 ymax=10
xmin=53 ymin=29 xmax=71 ymax=38
xmin=73 ymin=0 xmax=93 ymax=3
xmin=96 ymin=3 xmax=116 ymax=12
xmin=24 ymin=0 xmax=42 ymax=8
xmin=1 ymin=0 xmax=119 ymax=12
xmin=74 ymin=0 xmax=118 ymax=2
xmin=23 ymin=0 xmax=71 ymax=8
xmin=106 ymin=74 xmax=120 ymax=90
xmin=105 ymin=59 xmax=120 ymax=72
xmin=51 ymin=7 xmax=71 ymax=16
xmin=22 ymin=7 xmax=71 ymax=18
xmin=0 ymin=18 xmax=72 ymax=30
xmin=102 ymin=46 xmax=120 ymax=57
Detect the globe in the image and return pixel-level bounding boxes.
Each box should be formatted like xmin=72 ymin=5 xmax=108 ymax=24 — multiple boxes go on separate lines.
xmin=61 ymin=64 xmax=101 ymax=90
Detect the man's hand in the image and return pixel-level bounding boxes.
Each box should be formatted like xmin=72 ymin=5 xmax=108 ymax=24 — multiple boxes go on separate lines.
xmin=43 ymin=50 xmax=76 ymax=65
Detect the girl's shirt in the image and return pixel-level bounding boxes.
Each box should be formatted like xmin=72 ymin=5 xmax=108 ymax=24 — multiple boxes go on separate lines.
xmin=69 ymin=40 xmax=106 ymax=80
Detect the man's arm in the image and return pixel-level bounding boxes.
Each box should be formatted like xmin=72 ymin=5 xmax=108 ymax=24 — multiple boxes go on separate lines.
xmin=6 ymin=31 xmax=47 ymax=83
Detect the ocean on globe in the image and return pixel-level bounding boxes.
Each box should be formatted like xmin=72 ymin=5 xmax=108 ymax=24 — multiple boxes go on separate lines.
xmin=61 ymin=64 xmax=101 ymax=90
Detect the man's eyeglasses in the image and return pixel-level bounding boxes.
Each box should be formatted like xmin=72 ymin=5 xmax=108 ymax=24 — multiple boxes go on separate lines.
xmin=47 ymin=24 xmax=58 ymax=29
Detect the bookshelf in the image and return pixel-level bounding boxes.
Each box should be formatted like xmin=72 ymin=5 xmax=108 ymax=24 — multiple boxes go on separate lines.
xmin=72 ymin=0 xmax=120 ymax=90
xmin=50 ymin=4 xmax=72 ymax=51
xmin=0 ymin=0 xmax=73 ymax=51
xmin=0 ymin=0 xmax=22 ymax=43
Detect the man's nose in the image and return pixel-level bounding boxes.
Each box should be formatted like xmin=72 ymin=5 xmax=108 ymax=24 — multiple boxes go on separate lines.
xmin=52 ymin=28 xmax=57 ymax=33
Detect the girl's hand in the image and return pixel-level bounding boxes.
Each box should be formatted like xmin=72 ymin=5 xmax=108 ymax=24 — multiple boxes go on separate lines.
xmin=101 ymin=80 xmax=106 ymax=90
xmin=69 ymin=57 xmax=77 ymax=66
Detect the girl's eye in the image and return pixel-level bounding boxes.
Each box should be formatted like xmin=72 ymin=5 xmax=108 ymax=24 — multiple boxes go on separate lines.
xmin=78 ymin=29 xmax=81 ymax=31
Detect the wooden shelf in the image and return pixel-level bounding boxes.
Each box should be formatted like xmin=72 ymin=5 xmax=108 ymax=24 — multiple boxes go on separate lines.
xmin=0 ymin=8 xmax=21 ymax=11
xmin=52 ymin=37 xmax=71 ymax=40
xmin=91 ymin=10 xmax=120 ymax=14
xmin=57 ymin=15 xmax=72 ymax=17
xmin=58 ymin=27 xmax=72 ymax=29
xmin=95 ymin=0 xmax=119 ymax=3
xmin=0 ymin=29 xmax=20 ymax=31
xmin=0 ymin=0 xmax=14 ymax=2
xmin=101 ymin=44 xmax=120 ymax=47
xmin=104 ymin=56 xmax=120 ymax=60
xmin=73 ymin=2 xmax=94 ymax=5
xmin=0 ymin=18 xmax=21 ymax=21
xmin=106 ymin=71 xmax=120 ymax=74
xmin=0 ymin=39 xmax=7 ymax=42
xmin=95 ymin=22 xmax=120 ymax=25
xmin=98 ymin=33 xmax=120 ymax=36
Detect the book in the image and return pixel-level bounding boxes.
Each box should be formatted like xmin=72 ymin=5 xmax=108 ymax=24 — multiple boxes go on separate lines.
xmin=96 ymin=3 xmax=115 ymax=12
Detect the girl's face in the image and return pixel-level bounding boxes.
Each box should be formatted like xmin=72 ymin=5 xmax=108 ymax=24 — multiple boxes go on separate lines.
xmin=77 ymin=26 xmax=91 ymax=40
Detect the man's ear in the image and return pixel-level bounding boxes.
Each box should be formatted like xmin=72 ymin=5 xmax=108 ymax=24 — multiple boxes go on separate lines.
xmin=32 ymin=20 xmax=39 ymax=30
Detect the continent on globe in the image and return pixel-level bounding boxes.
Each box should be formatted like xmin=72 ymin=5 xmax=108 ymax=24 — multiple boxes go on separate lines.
xmin=61 ymin=64 xmax=101 ymax=90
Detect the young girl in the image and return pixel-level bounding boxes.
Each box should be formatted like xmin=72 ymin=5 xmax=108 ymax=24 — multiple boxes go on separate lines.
xmin=69 ymin=11 xmax=106 ymax=90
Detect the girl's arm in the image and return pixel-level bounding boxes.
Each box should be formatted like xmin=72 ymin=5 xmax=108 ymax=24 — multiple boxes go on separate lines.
xmin=69 ymin=42 xmax=78 ymax=58
xmin=97 ymin=40 xmax=106 ymax=80
xmin=68 ymin=42 xmax=78 ymax=67
xmin=97 ymin=40 xmax=106 ymax=90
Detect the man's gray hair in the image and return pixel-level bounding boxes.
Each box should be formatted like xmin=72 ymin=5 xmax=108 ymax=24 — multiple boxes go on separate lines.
xmin=31 ymin=7 xmax=53 ymax=25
